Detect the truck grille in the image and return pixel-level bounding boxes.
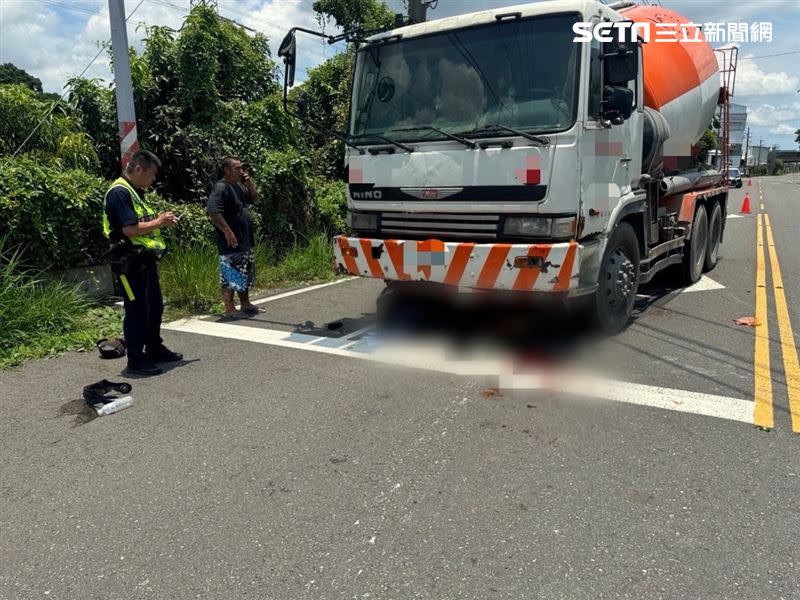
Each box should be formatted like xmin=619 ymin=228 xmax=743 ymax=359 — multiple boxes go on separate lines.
xmin=379 ymin=212 xmax=500 ymax=240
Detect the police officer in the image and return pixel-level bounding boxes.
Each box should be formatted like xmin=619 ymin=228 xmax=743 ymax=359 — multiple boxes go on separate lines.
xmin=103 ymin=150 xmax=182 ymax=376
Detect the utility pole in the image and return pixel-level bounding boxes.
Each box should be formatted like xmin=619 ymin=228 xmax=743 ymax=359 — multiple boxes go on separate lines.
xmin=108 ymin=0 xmax=138 ymax=170
xmin=758 ymin=137 xmax=763 ymax=165
xmin=409 ymin=0 xmax=428 ymax=24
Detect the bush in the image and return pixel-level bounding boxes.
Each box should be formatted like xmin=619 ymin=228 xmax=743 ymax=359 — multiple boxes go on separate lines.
xmin=148 ymin=195 xmax=217 ymax=249
xmin=0 ymin=156 xmax=108 ymax=269
xmin=0 ymin=155 xmax=215 ymax=270
xmin=312 ymin=177 xmax=348 ymax=235
xmin=253 ymin=149 xmax=317 ymax=253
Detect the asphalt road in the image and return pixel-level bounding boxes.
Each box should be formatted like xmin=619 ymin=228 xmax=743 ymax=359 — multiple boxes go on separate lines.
xmin=1 ymin=175 xmax=798 ymax=599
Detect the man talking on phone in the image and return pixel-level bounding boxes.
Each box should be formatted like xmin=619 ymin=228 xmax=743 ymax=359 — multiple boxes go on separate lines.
xmin=103 ymin=150 xmax=183 ymax=376
xmin=206 ymin=156 xmax=261 ymax=319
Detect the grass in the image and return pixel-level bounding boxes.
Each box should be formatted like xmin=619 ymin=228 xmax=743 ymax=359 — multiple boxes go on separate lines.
xmin=160 ymin=234 xmax=337 ymax=320
xmin=0 ymin=239 xmax=122 ymax=369
xmin=1 ymin=234 xmax=338 ymax=368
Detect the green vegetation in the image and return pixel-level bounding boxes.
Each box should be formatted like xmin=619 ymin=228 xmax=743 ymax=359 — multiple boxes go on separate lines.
xmin=0 ymin=238 xmax=121 ymax=368
xmin=0 ymin=0 xmax=393 ymax=367
xmin=160 ymin=235 xmax=336 ymax=320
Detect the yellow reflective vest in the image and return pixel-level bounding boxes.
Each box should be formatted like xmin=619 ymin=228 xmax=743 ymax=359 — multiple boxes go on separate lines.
xmin=102 ymin=177 xmax=166 ymax=255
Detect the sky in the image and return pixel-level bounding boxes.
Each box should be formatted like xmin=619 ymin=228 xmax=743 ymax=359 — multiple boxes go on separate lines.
xmin=0 ymin=0 xmax=798 ymax=149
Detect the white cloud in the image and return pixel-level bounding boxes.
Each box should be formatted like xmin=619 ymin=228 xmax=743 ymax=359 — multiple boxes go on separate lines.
xmin=0 ymin=0 xmax=328 ymax=93
xmin=770 ymin=123 xmax=797 ymax=134
xmin=734 ymin=56 xmax=799 ymax=96
xmin=221 ymin=0 xmax=342 ymax=76
xmin=748 ymin=102 xmax=800 ymax=125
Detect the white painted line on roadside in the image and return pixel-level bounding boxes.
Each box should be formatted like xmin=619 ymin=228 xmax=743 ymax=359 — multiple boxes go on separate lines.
xmin=163 ymin=319 xmax=754 ymax=427
xmin=679 ymin=275 xmax=725 ymax=293
xmin=500 ymin=372 xmax=753 ymax=425
xmin=252 ymin=278 xmax=357 ymax=306
xmin=163 ymin=318 xmax=500 ymax=376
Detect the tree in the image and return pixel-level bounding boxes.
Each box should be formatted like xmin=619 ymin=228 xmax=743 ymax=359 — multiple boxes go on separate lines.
xmin=0 ymin=84 xmax=98 ymax=169
xmin=313 ymin=0 xmax=395 ymax=32
xmin=69 ymin=6 xmax=285 ymax=203
xmin=288 ymin=0 xmax=394 ymax=179
xmin=0 ymin=63 xmax=43 ymax=94
xmin=294 ymin=51 xmax=354 ymax=179
xmin=697 ymin=128 xmax=717 ymax=164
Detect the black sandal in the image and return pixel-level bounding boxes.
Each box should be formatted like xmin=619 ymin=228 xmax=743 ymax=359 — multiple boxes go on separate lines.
xmin=83 ymin=379 xmax=132 ymax=405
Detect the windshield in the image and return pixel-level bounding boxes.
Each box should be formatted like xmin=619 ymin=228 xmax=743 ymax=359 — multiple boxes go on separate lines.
xmin=729 ymin=168 xmax=739 ymax=176
xmin=350 ymin=13 xmax=581 ymax=141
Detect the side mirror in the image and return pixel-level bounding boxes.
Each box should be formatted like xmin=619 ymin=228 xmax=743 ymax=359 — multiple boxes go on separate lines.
xmin=602 ymin=39 xmax=638 ymax=86
xmin=297 ymin=92 xmax=309 ymax=118
xmin=602 ymin=86 xmax=633 ymax=125
xmin=278 ymin=31 xmax=297 ymax=87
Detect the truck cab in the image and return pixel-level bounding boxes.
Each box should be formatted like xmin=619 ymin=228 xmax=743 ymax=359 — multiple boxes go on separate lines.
xmin=278 ymin=0 xmax=731 ymax=332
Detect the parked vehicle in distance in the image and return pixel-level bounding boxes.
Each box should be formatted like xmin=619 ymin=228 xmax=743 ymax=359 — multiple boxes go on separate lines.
xmin=728 ymin=167 xmax=743 ymax=187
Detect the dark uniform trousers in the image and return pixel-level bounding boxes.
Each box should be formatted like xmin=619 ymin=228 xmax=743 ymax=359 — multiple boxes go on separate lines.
xmin=121 ymin=253 xmax=164 ymax=359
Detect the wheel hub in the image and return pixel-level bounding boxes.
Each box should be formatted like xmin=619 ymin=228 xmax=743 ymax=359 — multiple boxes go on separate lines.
xmin=608 ymin=249 xmax=635 ymax=305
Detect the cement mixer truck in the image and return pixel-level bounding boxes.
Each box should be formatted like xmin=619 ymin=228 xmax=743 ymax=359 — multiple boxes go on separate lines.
xmin=278 ymin=0 xmax=737 ymax=331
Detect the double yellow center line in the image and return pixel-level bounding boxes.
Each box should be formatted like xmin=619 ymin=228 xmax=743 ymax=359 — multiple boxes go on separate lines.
xmin=753 ymin=188 xmax=800 ymax=432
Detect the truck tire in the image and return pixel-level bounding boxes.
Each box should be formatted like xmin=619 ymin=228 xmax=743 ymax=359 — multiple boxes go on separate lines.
xmin=681 ymin=204 xmax=708 ymax=284
xmin=594 ymin=222 xmax=640 ymax=333
xmin=704 ymin=201 xmax=722 ymax=272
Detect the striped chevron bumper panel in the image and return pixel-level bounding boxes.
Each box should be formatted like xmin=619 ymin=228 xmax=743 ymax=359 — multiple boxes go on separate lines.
xmin=334 ymin=237 xmax=581 ymax=292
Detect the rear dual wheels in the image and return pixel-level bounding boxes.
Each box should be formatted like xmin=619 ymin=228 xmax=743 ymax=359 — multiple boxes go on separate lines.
xmin=680 ymin=201 xmax=722 ymax=285
xmin=705 ymin=201 xmax=723 ymax=272
xmin=682 ymin=204 xmax=708 ymax=284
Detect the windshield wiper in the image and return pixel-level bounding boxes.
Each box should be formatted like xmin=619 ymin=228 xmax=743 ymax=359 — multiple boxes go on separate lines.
xmin=459 ymin=124 xmax=550 ymax=146
xmin=349 ymin=134 xmax=414 ymax=153
xmin=389 ymin=126 xmax=478 ymax=149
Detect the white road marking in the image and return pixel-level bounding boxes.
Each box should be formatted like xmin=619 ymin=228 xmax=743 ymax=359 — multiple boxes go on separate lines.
xmin=252 ymin=278 xmax=356 ymax=306
xmin=164 ymin=317 xmax=753 ymax=427
xmin=500 ymin=372 xmax=753 ymax=425
xmin=727 ymin=214 xmax=745 ymax=219
xmin=679 ymin=275 xmax=725 ymax=293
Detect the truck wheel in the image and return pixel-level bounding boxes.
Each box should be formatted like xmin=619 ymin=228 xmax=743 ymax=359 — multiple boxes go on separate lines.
xmin=704 ymin=201 xmax=722 ymax=271
xmin=681 ymin=204 xmax=708 ymax=284
xmin=594 ymin=222 xmax=640 ymax=333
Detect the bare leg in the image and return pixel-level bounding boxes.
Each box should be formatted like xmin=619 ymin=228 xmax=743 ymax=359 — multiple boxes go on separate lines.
xmin=238 ymin=290 xmax=258 ymax=312
xmin=223 ymin=287 xmax=242 ymax=316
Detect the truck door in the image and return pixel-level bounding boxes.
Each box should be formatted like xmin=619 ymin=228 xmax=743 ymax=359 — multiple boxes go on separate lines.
xmin=580 ymin=30 xmax=643 ymax=237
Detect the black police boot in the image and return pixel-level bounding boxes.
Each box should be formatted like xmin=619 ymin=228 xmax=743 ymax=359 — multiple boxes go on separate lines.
xmin=147 ymin=344 xmax=183 ymax=363
xmin=127 ymin=355 xmax=163 ymax=376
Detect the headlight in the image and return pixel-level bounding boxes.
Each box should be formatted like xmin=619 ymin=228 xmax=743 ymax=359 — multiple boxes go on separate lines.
xmin=503 ymin=217 xmax=551 ymax=237
xmin=347 ymin=211 xmax=378 ymax=231
xmin=503 ymin=216 xmax=575 ymax=239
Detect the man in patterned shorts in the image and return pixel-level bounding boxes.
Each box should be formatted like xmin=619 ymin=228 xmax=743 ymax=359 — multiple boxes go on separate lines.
xmin=206 ymin=156 xmax=261 ymax=319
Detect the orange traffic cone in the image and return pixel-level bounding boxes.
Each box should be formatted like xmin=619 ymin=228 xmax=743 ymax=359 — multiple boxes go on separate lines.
xmin=748 ymin=178 xmax=752 ymax=186
xmin=740 ymin=193 xmax=751 ymax=214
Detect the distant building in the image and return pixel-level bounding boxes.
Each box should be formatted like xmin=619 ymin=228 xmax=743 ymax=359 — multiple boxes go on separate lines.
xmin=747 ymin=145 xmax=770 ymax=166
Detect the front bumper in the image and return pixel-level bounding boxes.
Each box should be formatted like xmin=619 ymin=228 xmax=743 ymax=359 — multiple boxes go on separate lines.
xmin=334 ymin=236 xmax=583 ymax=293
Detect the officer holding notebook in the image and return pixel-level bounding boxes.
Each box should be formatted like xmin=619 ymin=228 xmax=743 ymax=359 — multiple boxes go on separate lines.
xmin=102 ymin=150 xmax=182 ymax=376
